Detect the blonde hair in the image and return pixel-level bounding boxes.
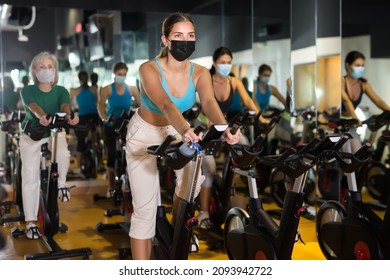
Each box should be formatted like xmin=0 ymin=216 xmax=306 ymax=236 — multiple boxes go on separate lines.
xmin=30 ymin=51 xmax=59 ymax=85
xmin=157 ymin=12 xmax=195 ymax=58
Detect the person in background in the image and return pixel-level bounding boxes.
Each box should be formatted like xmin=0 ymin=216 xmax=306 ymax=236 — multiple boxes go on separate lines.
xmin=342 ymin=50 xmax=390 ymax=152
xmin=19 ymin=51 xmax=78 ymax=239
xmin=253 ymin=64 xmax=286 ymax=112
xmin=70 ymin=70 xmax=99 ymax=175
xmin=196 ymin=46 xmax=263 ymax=229
xmin=90 ymin=72 xmax=101 ymax=98
xmin=98 ymin=62 xmax=140 ymax=198
xmin=125 ymin=13 xmax=241 ymax=259
xmin=21 ymin=75 xmax=30 ymax=87
xmin=210 ymin=47 xmax=260 ymax=122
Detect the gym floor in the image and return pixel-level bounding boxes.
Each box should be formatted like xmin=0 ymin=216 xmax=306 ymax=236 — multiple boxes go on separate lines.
xmin=0 ymin=173 xmax=384 ymax=260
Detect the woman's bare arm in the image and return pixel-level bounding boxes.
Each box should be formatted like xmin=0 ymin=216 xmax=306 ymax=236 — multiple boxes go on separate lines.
xmin=98 ymin=86 xmax=111 ymax=121
xmin=271 ymin=85 xmax=287 ymax=107
xmin=129 ymin=85 xmax=141 ymax=107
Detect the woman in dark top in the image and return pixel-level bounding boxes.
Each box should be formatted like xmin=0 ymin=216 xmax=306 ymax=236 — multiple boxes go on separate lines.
xmin=342 ymin=50 xmax=390 ymax=152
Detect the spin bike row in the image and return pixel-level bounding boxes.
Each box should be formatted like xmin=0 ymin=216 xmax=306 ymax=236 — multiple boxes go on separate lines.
xmin=1 ymin=109 xmax=389 ymax=260
xmin=93 ymin=108 xmax=390 ymax=260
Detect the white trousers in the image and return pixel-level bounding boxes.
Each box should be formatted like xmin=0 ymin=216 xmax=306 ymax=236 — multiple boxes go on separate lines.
xmin=126 ymin=109 xmax=204 ymax=239
xmin=19 ymin=131 xmax=70 ymax=222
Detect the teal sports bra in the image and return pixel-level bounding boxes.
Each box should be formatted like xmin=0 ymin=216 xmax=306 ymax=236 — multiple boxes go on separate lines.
xmin=140 ymin=59 xmax=196 ymax=114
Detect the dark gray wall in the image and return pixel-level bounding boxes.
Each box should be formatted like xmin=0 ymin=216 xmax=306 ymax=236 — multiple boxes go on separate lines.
xmin=317 ymin=0 xmax=340 ymax=38
xmin=2 ymin=8 xmax=57 ymax=71
xmin=291 ymin=0 xmax=316 ymax=51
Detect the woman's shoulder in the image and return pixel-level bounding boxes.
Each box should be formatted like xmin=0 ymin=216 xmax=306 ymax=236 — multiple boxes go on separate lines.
xmin=139 ymin=59 xmax=157 ymax=70
xmin=192 ymin=63 xmax=209 ymax=77
xmin=101 ymin=83 xmax=113 ymax=96
xmin=269 ymin=84 xmax=278 ymax=91
xmin=139 ymin=60 xmax=160 ymax=78
xmin=360 ymin=78 xmax=369 ymax=92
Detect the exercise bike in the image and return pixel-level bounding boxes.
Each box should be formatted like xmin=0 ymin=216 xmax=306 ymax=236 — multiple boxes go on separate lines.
xmin=194 ymin=110 xmax=279 ymax=250
xmin=93 ymin=109 xmax=133 ymax=204
xmin=11 ymin=112 xmax=92 ymax=260
xmin=147 ymin=124 xmax=228 ymax=259
xmin=224 ymin=133 xmax=349 ymax=259
xmin=95 ymin=116 xmax=133 ymax=253
xmin=363 ymin=110 xmax=390 ymax=205
xmin=316 ymin=118 xmax=390 ymax=260
xmin=0 ymin=111 xmax=25 ymax=224
xmin=267 ymin=107 xmax=317 ymax=211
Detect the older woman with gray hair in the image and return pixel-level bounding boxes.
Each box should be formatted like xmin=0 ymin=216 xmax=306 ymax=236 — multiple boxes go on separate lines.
xmin=19 ymin=51 xmax=78 ymax=239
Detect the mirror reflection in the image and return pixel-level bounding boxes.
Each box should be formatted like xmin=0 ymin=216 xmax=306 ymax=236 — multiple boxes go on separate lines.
xmin=252 ymin=0 xmax=290 ymax=111
xmin=1 ymin=0 xmax=390 ymax=261
xmin=290 ymin=0 xmax=316 ymax=113
xmin=316 ymin=0 xmax=341 ymax=120
xmin=342 ymin=1 xmax=390 ymax=143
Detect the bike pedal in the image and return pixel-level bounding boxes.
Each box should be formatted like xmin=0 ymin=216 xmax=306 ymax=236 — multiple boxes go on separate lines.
xmin=186 ymin=217 xmax=199 ymax=228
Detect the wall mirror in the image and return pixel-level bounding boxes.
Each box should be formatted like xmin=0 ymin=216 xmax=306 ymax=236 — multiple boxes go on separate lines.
xmin=290 ymin=0 xmax=316 ymax=114
xmin=341 ymin=1 xmax=390 ymax=145
xmin=251 ymin=0 xmax=290 ymax=108
xmin=342 ymin=0 xmax=390 ymax=136
xmin=316 ymin=0 xmax=341 ymax=123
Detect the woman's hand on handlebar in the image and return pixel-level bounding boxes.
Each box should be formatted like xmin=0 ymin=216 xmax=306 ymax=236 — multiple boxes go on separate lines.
xmin=224 ymin=127 xmax=241 ymax=145
xmin=182 ymin=127 xmax=203 ymax=143
xmin=67 ymin=113 xmax=79 ymax=126
xmin=40 ymin=114 xmax=52 ymax=126
xmin=259 ymin=114 xmax=270 ymax=124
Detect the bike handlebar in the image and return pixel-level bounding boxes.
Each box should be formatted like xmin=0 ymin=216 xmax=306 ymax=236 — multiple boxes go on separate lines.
xmin=363 ymin=110 xmax=390 ymax=132
xmin=147 ymin=124 xmax=228 ymax=170
xmin=0 ymin=111 xmax=25 ymax=134
xmin=333 ymin=143 xmax=373 ymax=173
xmin=227 ymin=115 xmax=281 ymax=168
xmin=24 ymin=112 xmax=88 ymax=141
xmin=260 ymin=134 xmax=354 ymax=178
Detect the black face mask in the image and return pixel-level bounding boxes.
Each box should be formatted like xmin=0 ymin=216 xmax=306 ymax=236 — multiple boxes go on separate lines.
xmin=169 ymin=40 xmax=196 ymax=61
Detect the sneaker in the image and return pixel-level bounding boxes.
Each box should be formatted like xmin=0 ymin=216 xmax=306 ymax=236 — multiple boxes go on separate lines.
xmin=25 ymin=222 xmax=41 ymax=240
xmin=58 ymin=186 xmax=70 ymax=202
xmin=190 ymin=233 xmax=199 ymax=253
xmin=197 ymin=211 xmax=213 ymax=230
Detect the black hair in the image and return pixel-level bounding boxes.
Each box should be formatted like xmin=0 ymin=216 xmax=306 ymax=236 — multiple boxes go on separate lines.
xmin=210 ymin=46 xmax=233 ymax=76
xmin=258 ymin=64 xmax=272 ymax=75
xmin=344 ymin=50 xmax=366 ymax=82
xmin=90 ymin=72 xmax=98 ymax=85
xmin=113 ymin=62 xmax=128 ymax=73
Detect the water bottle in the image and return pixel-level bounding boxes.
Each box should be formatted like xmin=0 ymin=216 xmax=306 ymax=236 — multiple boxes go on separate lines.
xmin=178 ymin=142 xmax=197 ymax=158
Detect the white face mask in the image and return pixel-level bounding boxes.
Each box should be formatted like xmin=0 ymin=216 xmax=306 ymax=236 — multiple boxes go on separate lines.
xmin=36 ymin=69 xmax=55 ymax=84
xmin=215 ymin=64 xmax=233 ymax=78
xmin=351 ymin=66 xmax=365 ymax=79
xmin=115 ymin=75 xmax=126 ymax=84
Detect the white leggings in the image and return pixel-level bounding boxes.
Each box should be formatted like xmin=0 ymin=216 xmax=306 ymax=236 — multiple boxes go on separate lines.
xmin=125 ymin=110 xmax=204 ymax=239
xmin=19 ymin=131 xmax=70 ymax=222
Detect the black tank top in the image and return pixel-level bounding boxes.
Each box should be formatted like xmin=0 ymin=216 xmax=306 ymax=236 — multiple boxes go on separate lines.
xmin=342 ymin=76 xmax=364 ymax=112
xmin=215 ymin=77 xmax=234 ymax=113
